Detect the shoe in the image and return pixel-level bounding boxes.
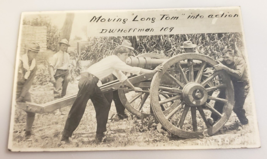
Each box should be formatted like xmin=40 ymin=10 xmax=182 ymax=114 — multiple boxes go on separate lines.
xmin=54 ymin=94 xmax=61 ymax=98
xmin=119 ymin=113 xmax=128 ymax=119
xmin=95 ymin=132 xmax=105 ymax=144
xmin=55 ymin=109 xmax=63 ymax=115
xmin=207 ymin=117 xmax=214 ymax=126
xmin=61 ymin=135 xmax=70 ymax=143
xmin=25 ymin=130 xmax=32 ymax=139
xmin=112 ymin=113 xmax=128 ymax=121
xmin=240 ymin=117 xmax=249 ymax=125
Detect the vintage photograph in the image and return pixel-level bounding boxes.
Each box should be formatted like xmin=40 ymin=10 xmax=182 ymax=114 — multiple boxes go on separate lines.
xmin=8 ymin=8 xmax=260 ymax=151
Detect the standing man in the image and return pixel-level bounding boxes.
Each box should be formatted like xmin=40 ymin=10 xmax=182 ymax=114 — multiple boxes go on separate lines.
xmin=211 ymin=49 xmax=249 ymax=125
xmin=16 ymin=42 xmax=40 ymax=138
xmin=49 ymin=39 xmax=71 ymax=98
xmin=181 ymin=41 xmax=199 ymax=82
xmin=61 ymin=40 xmax=162 ymax=143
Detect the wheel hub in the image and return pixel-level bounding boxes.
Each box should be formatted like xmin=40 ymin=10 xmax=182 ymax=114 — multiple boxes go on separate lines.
xmin=182 ymin=82 xmax=208 ymax=106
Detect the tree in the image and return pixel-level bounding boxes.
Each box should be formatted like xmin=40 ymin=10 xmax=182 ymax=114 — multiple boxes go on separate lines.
xmin=59 ymin=13 xmax=75 ymax=42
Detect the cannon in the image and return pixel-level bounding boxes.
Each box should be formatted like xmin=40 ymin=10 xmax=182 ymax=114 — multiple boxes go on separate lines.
xmin=16 ymin=53 xmax=234 ymax=138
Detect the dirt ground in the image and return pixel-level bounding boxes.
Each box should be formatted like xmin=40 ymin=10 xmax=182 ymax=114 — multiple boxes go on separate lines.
xmin=10 ymin=81 xmax=259 ymax=150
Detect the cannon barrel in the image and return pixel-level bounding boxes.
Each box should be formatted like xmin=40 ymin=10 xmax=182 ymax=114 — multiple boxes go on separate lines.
xmin=126 ymin=55 xmax=204 ymax=69
xmin=126 ymin=56 xmax=167 ymax=69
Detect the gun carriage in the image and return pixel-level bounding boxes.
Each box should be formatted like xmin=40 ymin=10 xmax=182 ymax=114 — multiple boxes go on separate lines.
xmin=16 ymin=53 xmax=234 ymax=138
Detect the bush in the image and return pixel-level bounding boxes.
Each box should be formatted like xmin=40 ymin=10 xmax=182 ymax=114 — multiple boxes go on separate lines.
xmin=79 ymin=33 xmax=243 ymax=61
xmin=23 ymin=15 xmax=60 ymax=51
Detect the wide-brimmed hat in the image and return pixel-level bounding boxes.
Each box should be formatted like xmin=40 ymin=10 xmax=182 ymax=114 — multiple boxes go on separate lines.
xmin=26 ymin=42 xmax=40 ymax=52
xmin=118 ymin=40 xmax=134 ymax=50
xmin=180 ymin=41 xmax=197 ymax=48
xmin=59 ymin=39 xmax=70 ymax=46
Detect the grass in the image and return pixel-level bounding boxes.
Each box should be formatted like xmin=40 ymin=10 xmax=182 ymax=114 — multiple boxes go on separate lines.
xmin=10 ymin=82 xmax=259 ymax=150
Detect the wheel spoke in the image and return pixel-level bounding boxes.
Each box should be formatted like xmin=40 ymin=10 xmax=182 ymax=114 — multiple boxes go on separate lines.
xmin=159 ymin=86 xmax=182 ymax=94
xmin=176 ymin=62 xmax=189 ymax=84
xmin=164 ymin=101 xmax=182 ymax=119
xmin=205 ymin=103 xmax=223 ymax=118
xmin=195 ymin=62 xmax=206 ymax=83
xmin=137 ymin=93 xmax=149 ymax=111
xmin=165 ymin=72 xmax=185 ymax=88
xmin=208 ymin=96 xmax=228 ymax=104
xmin=201 ymin=71 xmax=220 ymax=87
xmin=129 ymin=92 xmax=143 ymax=104
xmin=206 ymin=84 xmax=226 ymax=93
xmin=197 ymin=107 xmax=211 ymax=128
xmin=158 ymin=96 xmax=166 ymax=111
xmin=188 ymin=60 xmax=194 ymax=82
xmin=178 ymin=105 xmax=190 ymax=128
xmin=133 ymin=89 xmax=150 ymax=93
xmin=159 ymin=91 xmax=177 ymax=95
xmin=191 ymin=107 xmax=197 ymax=131
xmin=159 ymin=95 xmax=181 ymax=105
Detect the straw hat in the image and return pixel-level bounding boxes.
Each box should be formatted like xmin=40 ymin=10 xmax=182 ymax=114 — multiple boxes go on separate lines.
xmin=180 ymin=41 xmax=197 ymax=48
xmin=26 ymin=42 xmax=40 ymax=52
xmin=59 ymin=39 xmax=70 ymax=46
xmin=119 ymin=40 xmax=134 ymax=50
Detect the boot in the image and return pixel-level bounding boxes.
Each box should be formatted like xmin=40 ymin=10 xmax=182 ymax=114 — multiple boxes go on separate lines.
xmin=95 ymin=132 xmax=105 ymax=144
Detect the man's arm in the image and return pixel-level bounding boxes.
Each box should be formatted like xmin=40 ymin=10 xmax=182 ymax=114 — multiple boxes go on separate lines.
xmin=48 ymin=65 xmax=56 ymax=83
xmin=235 ymin=42 xmax=245 ymax=59
xmin=214 ymin=59 xmax=245 ymax=80
xmin=139 ymin=68 xmax=157 ymax=74
xmin=48 ymin=55 xmax=57 ymax=83
xmin=18 ymin=68 xmax=37 ymax=100
xmin=223 ymin=61 xmax=245 ymax=79
xmin=113 ymin=65 xmax=162 ymax=91
xmin=66 ymin=53 xmax=72 ymax=81
xmin=112 ymin=56 xmax=162 ymax=91
xmin=17 ymin=60 xmax=25 ymax=84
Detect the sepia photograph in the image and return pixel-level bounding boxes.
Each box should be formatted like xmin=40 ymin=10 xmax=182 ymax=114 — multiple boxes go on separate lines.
xmin=8 ymin=7 xmax=260 ymax=152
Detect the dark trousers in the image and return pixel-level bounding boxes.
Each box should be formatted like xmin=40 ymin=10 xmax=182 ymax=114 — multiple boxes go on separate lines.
xmin=17 ymin=82 xmax=36 ymax=132
xmin=211 ymin=81 xmax=248 ymax=122
xmin=54 ymin=69 xmax=69 ymax=97
xmin=62 ymin=72 xmax=111 ymax=137
xmin=101 ymin=75 xmax=125 ymax=115
xmin=103 ymin=90 xmax=126 ymax=115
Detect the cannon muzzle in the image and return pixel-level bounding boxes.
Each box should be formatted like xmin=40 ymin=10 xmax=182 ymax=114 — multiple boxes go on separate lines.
xmin=126 ymin=56 xmax=167 ymax=69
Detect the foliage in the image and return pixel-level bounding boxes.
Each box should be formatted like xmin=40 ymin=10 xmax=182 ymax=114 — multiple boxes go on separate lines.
xmin=32 ymin=61 xmax=51 ymax=86
xmin=79 ymin=33 xmax=244 ymax=61
xmin=79 ymin=36 xmax=124 ymax=61
xmin=132 ymin=33 xmax=244 ymax=59
xmin=23 ymin=15 xmax=60 ymax=51
xmin=30 ymin=60 xmax=55 ymax=104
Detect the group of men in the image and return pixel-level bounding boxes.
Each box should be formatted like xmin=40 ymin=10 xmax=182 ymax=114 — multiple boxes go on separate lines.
xmin=16 ymin=39 xmax=249 ymax=144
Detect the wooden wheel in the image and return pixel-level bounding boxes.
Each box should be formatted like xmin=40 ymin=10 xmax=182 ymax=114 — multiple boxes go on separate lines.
xmin=118 ymin=53 xmax=168 ymax=118
xmin=118 ymin=85 xmax=174 ymax=118
xmin=150 ymin=53 xmax=234 ymax=138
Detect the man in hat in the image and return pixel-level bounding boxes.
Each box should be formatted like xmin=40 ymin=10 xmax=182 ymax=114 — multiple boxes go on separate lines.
xmin=49 ymin=39 xmax=71 ymax=98
xmin=180 ymin=41 xmax=197 ymax=53
xmin=61 ymin=40 xmax=162 ymax=143
xmin=209 ymin=49 xmax=249 ymax=125
xmin=16 ymin=42 xmax=40 ymax=138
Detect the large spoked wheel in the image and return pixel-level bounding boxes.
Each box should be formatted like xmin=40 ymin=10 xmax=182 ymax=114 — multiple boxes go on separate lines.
xmin=118 ymin=85 xmax=174 ymax=118
xmin=150 ymin=53 xmax=234 ymax=138
xmin=118 ymin=53 xmax=168 ymax=118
